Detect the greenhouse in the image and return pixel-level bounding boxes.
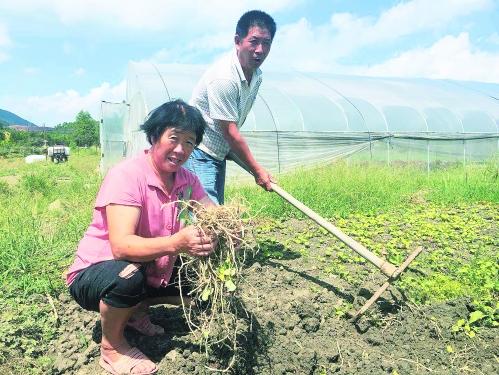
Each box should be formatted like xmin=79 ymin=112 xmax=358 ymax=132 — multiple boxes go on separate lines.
xmin=100 ymin=61 xmax=499 ymax=176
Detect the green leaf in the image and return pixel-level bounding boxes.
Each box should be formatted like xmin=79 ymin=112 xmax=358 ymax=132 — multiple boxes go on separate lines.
xmin=201 ymin=287 xmax=212 ymax=301
xmin=225 ymin=279 xmax=237 ymax=292
xmin=178 ymin=209 xmax=191 ymax=225
xmin=185 ymin=186 xmax=192 ymax=200
xmin=217 ymin=270 xmax=225 ymax=281
xmin=223 ymin=268 xmax=236 ymax=277
xmin=468 ymin=311 xmax=485 ymax=324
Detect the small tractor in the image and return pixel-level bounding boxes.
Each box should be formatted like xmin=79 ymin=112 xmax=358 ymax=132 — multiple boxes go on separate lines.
xmin=47 ymin=145 xmax=70 ymax=163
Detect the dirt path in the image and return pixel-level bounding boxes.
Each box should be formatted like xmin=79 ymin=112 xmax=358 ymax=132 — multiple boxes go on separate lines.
xmin=49 ymin=216 xmax=498 ymax=374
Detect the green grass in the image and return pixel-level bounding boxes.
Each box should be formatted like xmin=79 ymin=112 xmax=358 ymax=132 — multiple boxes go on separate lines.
xmin=1 ymin=155 xmax=496 ymax=298
xmin=0 ymin=149 xmax=101 ymax=297
xmin=227 ymin=159 xmax=498 ymax=334
xmin=252 ymin=200 xmax=497 ymax=307
xmin=0 ymin=149 xmax=101 ymax=371
xmin=226 ymin=160 xmax=498 ymax=219
xmin=0 ymin=152 xmax=497 ymax=370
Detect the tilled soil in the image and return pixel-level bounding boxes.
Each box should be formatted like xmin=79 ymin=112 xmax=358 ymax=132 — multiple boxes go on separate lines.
xmin=48 ymin=223 xmax=498 ymax=375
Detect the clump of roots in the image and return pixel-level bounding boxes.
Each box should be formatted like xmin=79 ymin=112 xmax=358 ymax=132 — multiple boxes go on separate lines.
xmin=177 ymin=201 xmax=255 ymax=371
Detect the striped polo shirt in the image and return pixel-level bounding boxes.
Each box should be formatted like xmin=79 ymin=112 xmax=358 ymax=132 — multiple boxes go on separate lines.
xmin=190 ymin=50 xmax=262 ymax=160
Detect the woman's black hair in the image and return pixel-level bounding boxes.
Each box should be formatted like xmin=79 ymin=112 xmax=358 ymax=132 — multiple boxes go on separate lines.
xmin=140 ymin=99 xmax=206 ymax=145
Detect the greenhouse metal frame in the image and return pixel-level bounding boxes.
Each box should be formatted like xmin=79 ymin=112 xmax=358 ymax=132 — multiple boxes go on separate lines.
xmin=100 ymin=60 xmax=498 ymax=176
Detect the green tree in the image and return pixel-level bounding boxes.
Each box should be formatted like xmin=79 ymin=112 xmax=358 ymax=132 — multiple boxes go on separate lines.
xmin=50 ymin=121 xmax=73 ymax=146
xmin=0 ymin=110 xmax=100 ymax=156
xmin=9 ymin=129 xmax=30 ymax=143
xmin=72 ymin=111 xmax=99 ymax=147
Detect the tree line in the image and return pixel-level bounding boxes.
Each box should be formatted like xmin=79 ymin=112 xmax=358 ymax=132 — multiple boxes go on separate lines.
xmin=0 ymin=111 xmax=99 ymax=157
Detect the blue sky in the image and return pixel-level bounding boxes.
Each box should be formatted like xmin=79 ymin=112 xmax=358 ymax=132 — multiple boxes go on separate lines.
xmin=0 ymin=0 xmax=498 ymax=126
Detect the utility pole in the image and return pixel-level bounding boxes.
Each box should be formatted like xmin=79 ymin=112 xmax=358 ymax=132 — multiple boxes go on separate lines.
xmin=42 ymin=123 xmax=48 ymax=156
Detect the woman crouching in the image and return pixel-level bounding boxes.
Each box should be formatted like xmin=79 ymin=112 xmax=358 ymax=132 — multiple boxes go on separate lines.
xmin=66 ymin=99 xmax=216 ymax=374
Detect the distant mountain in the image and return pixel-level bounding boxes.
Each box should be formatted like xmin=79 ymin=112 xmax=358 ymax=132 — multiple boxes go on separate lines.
xmin=0 ymin=108 xmax=37 ymax=127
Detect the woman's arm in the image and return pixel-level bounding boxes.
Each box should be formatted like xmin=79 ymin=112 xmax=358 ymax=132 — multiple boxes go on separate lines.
xmin=106 ymin=204 xmax=216 ymax=262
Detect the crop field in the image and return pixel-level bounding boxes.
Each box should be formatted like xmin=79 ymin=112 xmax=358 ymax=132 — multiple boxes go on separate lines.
xmin=0 ymin=151 xmax=497 ymax=374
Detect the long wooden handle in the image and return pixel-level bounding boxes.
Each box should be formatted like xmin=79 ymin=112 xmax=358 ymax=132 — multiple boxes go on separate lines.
xmin=227 ymin=152 xmax=397 ymax=276
xmin=269 ymin=182 xmax=397 ymax=276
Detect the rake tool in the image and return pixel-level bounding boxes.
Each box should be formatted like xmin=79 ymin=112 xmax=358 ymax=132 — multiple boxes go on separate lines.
xmin=229 ymin=153 xmax=423 ymax=319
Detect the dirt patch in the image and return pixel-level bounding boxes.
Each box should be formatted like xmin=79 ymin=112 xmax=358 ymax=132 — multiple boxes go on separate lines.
xmin=408 ymin=189 xmax=429 ymax=205
xmin=45 ymin=216 xmax=497 ymax=375
xmin=0 ymin=175 xmax=19 ymax=187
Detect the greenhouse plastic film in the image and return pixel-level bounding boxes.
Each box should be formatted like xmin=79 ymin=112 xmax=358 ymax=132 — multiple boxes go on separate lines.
xmin=101 ymin=62 xmax=499 ymax=176
xmin=100 ymin=101 xmax=128 ymax=174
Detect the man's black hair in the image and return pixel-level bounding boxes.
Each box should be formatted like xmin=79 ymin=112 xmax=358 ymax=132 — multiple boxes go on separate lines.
xmin=140 ymin=99 xmax=205 ymax=145
xmin=236 ymin=10 xmax=276 ymax=40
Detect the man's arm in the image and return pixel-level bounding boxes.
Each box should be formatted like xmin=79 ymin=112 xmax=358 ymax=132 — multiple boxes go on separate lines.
xmin=219 ymin=119 xmax=273 ymax=191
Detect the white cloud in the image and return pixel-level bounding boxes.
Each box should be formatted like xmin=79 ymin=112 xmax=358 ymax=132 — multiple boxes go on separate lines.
xmin=24 ymin=67 xmax=39 ymax=75
xmin=144 ymin=32 xmax=232 ymax=65
xmin=356 ymin=33 xmax=499 ymax=83
xmin=331 ymin=0 xmax=492 ymax=43
xmin=0 ymin=22 xmax=11 ymax=62
xmin=268 ymin=0 xmax=494 ymax=73
xmin=74 ymin=67 xmax=86 ymax=76
xmin=487 ymin=32 xmax=499 ymax=45
xmin=0 ymin=23 xmax=10 ymax=46
xmin=269 ymin=17 xmax=337 ymax=72
xmin=1 ymin=81 xmax=126 ymax=126
xmin=1 ymin=0 xmax=496 ymax=128
xmin=185 ymin=32 xmax=232 ymax=53
xmin=62 ymin=42 xmax=74 ymax=55
xmin=0 ymin=0 xmax=298 ymax=31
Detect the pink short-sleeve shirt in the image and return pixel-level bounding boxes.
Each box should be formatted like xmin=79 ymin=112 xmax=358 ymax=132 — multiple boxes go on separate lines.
xmin=66 ymin=150 xmax=207 ymax=287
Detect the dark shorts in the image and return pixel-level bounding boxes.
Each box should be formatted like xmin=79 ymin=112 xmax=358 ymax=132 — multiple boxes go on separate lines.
xmin=69 ymin=258 xmax=189 ymax=312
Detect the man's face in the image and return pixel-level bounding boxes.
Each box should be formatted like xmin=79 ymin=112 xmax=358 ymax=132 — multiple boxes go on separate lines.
xmin=235 ymin=25 xmax=272 ymax=74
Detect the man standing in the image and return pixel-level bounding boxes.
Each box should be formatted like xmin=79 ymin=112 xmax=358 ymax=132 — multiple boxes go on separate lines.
xmin=186 ymin=10 xmax=276 ymax=204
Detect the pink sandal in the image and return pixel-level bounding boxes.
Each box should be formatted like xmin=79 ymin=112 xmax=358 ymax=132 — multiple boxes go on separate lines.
xmin=126 ymin=315 xmax=165 ymax=336
xmin=99 ymin=347 xmax=158 ymax=374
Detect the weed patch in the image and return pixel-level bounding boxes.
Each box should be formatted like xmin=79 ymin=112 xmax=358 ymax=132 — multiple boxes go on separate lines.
xmin=0 ymin=154 xmax=497 ymax=373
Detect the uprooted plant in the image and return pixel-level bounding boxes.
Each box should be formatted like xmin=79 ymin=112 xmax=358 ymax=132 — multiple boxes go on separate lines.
xmin=176 ymin=200 xmax=256 ymax=371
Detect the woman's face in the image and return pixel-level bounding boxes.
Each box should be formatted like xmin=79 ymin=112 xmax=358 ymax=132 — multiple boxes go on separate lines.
xmin=150 ymin=127 xmax=196 ymax=175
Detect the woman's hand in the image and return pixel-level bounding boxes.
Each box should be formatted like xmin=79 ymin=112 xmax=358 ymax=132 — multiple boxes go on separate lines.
xmin=106 ymin=204 xmax=216 ymax=261
xmin=177 ymin=225 xmax=217 ymax=257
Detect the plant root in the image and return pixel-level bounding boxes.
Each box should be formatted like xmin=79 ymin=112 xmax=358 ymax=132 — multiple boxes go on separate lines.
xmin=177 ymin=201 xmax=255 ymax=371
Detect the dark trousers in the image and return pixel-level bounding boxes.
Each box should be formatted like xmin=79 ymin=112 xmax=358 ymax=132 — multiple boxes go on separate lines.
xmin=69 ymin=259 xmax=189 ymax=312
